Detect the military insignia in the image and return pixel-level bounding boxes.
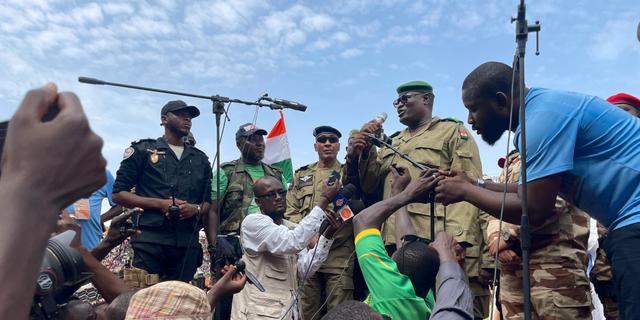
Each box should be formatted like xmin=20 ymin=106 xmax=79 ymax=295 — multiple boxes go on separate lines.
xmin=297 ymin=175 xmax=313 ymax=189
xmin=458 ymin=128 xmax=469 ymax=140
xmin=123 ymin=147 xmax=134 ymax=160
xmin=146 ymin=149 xmax=160 ymax=164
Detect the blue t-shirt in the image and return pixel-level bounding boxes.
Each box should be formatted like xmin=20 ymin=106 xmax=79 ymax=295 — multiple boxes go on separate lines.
xmin=515 ymin=87 xmax=640 ymax=230
xmin=65 ymin=170 xmax=116 ymax=249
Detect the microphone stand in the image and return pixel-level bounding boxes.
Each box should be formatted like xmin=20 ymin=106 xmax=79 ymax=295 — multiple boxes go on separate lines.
xmin=511 ymin=2 xmax=540 ymax=320
xmin=367 ymin=133 xmax=438 ymax=241
xmin=77 ymin=76 xmax=305 ymax=292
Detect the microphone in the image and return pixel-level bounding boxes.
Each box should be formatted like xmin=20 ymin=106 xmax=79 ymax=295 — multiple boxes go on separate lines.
xmin=372 ymin=112 xmax=388 ymax=144
xmin=261 ymin=96 xmax=308 ymax=112
xmin=78 ymin=77 xmax=106 ymax=85
xmin=332 ymin=184 xmax=357 ymax=211
xmin=235 ymin=260 xmax=265 ymax=292
xmin=318 ymin=184 xmax=358 ymax=234
xmin=374 ymin=112 xmax=388 ymax=124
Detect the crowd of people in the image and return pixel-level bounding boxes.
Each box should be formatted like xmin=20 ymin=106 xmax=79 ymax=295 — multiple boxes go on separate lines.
xmin=1 ymin=24 xmax=640 ymax=320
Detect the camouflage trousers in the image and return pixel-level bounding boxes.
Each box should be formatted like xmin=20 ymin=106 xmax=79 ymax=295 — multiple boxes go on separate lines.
xmin=500 ymin=264 xmax=592 ymax=320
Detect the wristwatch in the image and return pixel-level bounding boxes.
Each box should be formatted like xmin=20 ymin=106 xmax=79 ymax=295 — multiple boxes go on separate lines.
xmin=477 ymin=178 xmax=487 ymax=188
xmin=501 ymin=230 xmax=515 ymax=243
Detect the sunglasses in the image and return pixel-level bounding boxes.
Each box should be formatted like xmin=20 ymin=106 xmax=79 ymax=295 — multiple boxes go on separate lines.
xmin=255 ymin=190 xmax=287 ymax=200
xmin=393 ymin=93 xmax=427 ymax=107
xmin=316 ymin=136 xmax=339 ymax=143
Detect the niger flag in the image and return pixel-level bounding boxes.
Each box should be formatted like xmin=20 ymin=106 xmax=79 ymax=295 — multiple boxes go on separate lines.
xmin=264 ymin=111 xmax=293 ymax=186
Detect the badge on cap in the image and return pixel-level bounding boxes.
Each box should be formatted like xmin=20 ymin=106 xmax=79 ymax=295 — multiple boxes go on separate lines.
xmin=123 ymin=147 xmax=135 ymax=160
xmin=243 ymin=124 xmax=256 ymax=131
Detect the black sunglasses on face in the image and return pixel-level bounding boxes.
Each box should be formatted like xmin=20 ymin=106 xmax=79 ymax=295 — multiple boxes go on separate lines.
xmin=316 ymin=136 xmax=339 ymax=143
xmin=393 ymin=93 xmax=426 ymax=107
xmin=255 ymin=190 xmax=287 ymax=199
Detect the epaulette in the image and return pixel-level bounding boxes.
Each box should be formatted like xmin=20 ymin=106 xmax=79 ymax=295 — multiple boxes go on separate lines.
xmin=188 ymin=146 xmax=208 ymax=158
xmin=441 ymin=117 xmax=463 ymax=124
xmin=131 ymin=138 xmax=155 ymax=145
xmin=295 ymin=164 xmax=310 ymax=173
xmin=221 ymin=159 xmax=239 ymax=168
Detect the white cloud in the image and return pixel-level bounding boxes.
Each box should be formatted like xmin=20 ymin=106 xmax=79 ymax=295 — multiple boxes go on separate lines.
xmin=301 ymin=13 xmax=335 ymax=31
xmin=102 ymin=3 xmax=135 ymax=15
xmin=589 ymin=18 xmax=638 ymax=61
xmin=340 ymin=48 xmax=363 ymax=58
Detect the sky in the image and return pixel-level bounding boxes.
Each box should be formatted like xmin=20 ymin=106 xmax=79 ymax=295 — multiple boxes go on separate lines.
xmin=1 ymin=0 xmax=639 ymax=177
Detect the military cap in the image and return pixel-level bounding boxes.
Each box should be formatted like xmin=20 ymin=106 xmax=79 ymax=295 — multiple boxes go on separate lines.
xmin=607 ymin=92 xmax=640 ymax=111
xmin=161 ymin=100 xmax=200 ymax=118
xmin=396 ymin=81 xmax=433 ymax=94
xmin=236 ymin=123 xmax=267 ymax=139
xmin=313 ymin=125 xmax=342 ymax=138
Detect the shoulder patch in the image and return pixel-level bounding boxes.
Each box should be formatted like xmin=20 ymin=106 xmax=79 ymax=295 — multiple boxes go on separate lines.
xmin=123 ymin=147 xmax=135 ymax=160
xmin=458 ymin=128 xmax=469 ymax=140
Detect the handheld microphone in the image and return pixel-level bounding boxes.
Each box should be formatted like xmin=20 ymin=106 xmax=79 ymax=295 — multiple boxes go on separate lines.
xmin=235 ymin=260 xmax=265 ymax=292
xmin=318 ymin=184 xmax=358 ymax=234
xmin=261 ymin=95 xmax=308 ymax=112
xmin=374 ymin=112 xmax=388 ymax=124
xmin=332 ymin=184 xmax=357 ymax=211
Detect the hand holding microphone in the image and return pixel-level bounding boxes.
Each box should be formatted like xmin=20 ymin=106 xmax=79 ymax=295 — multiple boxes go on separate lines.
xmin=347 ymin=112 xmax=388 ymax=160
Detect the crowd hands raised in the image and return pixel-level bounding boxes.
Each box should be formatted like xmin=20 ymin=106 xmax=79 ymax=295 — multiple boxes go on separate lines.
xmin=6 ymin=48 xmax=640 ymax=320
xmin=1 ymin=84 xmax=473 ymax=320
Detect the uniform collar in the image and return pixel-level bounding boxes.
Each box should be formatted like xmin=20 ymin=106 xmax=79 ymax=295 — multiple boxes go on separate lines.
xmin=311 ymin=160 xmax=342 ymax=171
xmin=157 ymin=136 xmax=195 ymax=160
xmin=397 ymin=117 xmax=440 ymax=142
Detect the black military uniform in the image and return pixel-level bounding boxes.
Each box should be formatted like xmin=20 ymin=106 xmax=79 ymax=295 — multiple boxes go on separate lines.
xmin=113 ymin=135 xmax=212 ymax=281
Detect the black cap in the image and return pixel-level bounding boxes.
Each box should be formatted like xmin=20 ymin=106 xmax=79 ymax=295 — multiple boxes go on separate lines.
xmin=236 ymin=123 xmax=268 ymax=139
xmin=313 ymin=125 xmax=342 ymax=138
xmin=161 ymin=100 xmax=200 ymax=118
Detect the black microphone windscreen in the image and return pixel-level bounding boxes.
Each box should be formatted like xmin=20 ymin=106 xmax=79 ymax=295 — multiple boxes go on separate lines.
xmin=78 ymin=77 xmax=105 ymax=85
xmin=350 ymin=200 xmax=366 ymax=214
xmin=342 ymin=184 xmax=357 ymax=199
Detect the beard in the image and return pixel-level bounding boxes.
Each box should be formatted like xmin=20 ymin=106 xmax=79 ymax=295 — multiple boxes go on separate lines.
xmin=480 ymin=124 xmax=506 ymax=146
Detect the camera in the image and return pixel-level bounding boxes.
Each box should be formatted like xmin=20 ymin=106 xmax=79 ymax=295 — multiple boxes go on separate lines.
xmin=30 ymin=230 xmax=93 ymax=320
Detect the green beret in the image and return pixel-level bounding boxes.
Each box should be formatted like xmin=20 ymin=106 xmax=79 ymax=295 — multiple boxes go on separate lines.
xmin=396 ymin=81 xmax=433 ymax=94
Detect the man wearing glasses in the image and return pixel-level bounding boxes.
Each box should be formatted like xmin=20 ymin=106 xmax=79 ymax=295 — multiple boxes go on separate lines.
xmin=231 ymin=175 xmax=342 ymax=319
xmin=207 ymin=123 xmax=286 ymax=319
xmin=285 ymin=126 xmax=354 ymax=319
xmin=347 ymin=81 xmax=490 ymax=319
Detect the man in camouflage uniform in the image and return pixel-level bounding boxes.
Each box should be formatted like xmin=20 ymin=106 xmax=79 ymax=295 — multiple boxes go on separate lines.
xmin=348 ymin=80 xmax=490 ymax=319
xmin=206 ymin=123 xmax=284 ymax=319
xmin=286 ymin=125 xmax=354 ymax=319
xmin=477 ymin=151 xmax=592 ymax=319
xmin=591 ymin=222 xmax=619 ymax=320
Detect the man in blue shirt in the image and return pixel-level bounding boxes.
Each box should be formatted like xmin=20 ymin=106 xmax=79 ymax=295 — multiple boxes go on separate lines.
xmin=435 ymin=61 xmax=640 ymax=319
xmin=65 ymin=170 xmax=116 ymax=249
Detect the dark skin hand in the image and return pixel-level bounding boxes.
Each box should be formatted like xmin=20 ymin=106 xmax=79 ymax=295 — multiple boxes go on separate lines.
xmin=207 ymin=265 xmax=247 ymax=308
xmin=353 ymin=169 xmax=443 ymax=234
xmin=389 ymin=166 xmax=417 ymax=249
xmin=60 ymin=218 xmax=129 ymax=303
xmin=430 ymin=231 xmax=465 ymax=265
xmin=0 ymin=84 xmax=106 ymax=319
xmin=435 ymin=169 xmax=562 ymax=226
xmin=91 ymin=208 xmax=143 ymax=261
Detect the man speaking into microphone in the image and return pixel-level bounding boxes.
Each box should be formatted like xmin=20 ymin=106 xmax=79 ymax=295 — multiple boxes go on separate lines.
xmin=347 ymin=81 xmax=491 ymax=319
